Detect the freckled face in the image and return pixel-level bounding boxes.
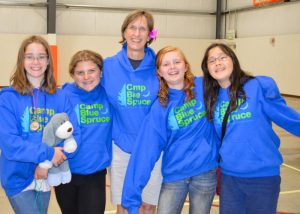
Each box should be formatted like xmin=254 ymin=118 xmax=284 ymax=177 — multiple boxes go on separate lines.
xmin=157 ymin=51 xmax=187 ymax=90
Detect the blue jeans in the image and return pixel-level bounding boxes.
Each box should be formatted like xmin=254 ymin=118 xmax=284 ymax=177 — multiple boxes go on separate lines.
xmin=220 ymin=173 xmax=281 ymax=214
xmin=8 ymin=190 xmax=50 ymax=214
xmin=157 ymin=169 xmax=217 ymax=214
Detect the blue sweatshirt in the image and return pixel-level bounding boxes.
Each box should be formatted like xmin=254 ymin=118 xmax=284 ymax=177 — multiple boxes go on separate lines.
xmin=122 ymin=77 xmax=219 ymax=213
xmin=214 ymin=76 xmax=300 ymax=178
xmin=62 ymin=83 xmax=112 ymax=174
xmin=0 ymin=87 xmax=80 ymax=196
xmin=102 ymin=44 xmax=159 ymax=153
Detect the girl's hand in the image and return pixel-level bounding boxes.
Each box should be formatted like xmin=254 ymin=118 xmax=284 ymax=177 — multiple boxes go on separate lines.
xmin=34 ymin=166 xmax=48 ymax=179
xmin=52 ymin=147 xmax=67 ymax=166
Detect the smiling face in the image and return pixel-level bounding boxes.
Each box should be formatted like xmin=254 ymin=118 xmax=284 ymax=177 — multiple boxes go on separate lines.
xmin=124 ymin=16 xmax=150 ymax=55
xmin=157 ymin=51 xmax=187 ymax=90
xmin=207 ymin=47 xmax=233 ymax=88
xmin=24 ymin=42 xmax=49 ymax=87
xmin=72 ymin=60 xmax=101 ymax=92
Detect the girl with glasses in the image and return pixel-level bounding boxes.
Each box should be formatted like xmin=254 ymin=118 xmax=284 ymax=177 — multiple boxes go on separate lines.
xmin=0 ymin=35 xmax=80 ymax=214
xmin=201 ymin=43 xmax=300 ymax=214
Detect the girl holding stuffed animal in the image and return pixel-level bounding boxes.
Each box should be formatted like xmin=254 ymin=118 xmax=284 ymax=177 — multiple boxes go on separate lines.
xmin=201 ymin=43 xmax=300 ymax=214
xmin=55 ymin=50 xmax=112 ymax=214
xmin=0 ymin=35 xmax=79 ymax=214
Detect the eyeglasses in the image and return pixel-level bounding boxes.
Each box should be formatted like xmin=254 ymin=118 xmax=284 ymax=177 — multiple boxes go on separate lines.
xmin=127 ymin=25 xmax=148 ymax=34
xmin=207 ymin=55 xmax=228 ymax=65
xmin=74 ymin=69 xmax=99 ymax=77
xmin=24 ymin=54 xmax=48 ymax=63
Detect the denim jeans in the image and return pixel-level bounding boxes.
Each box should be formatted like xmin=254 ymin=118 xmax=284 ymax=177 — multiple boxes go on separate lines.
xmin=8 ymin=190 xmax=50 ymax=214
xmin=157 ymin=169 xmax=217 ymax=214
xmin=220 ymin=173 xmax=281 ymax=214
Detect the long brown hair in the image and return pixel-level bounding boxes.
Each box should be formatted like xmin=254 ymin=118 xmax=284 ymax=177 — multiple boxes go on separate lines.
xmin=10 ymin=35 xmax=56 ymax=95
xmin=119 ymin=9 xmax=154 ymax=47
xmin=156 ymin=46 xmax=195 ymax=106
xmin=201 ymin=43 xmax=253 ymax=120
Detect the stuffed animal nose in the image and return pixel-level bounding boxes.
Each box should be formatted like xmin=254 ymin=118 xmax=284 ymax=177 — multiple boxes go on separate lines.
xmin=67 ymin=127 xmax=73 ymax=132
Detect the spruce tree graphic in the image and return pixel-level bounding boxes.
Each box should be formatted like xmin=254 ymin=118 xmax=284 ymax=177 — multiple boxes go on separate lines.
xmin=21 ymin=107 xmax=30 ymax=133
xmin=214 ymin=103 xmax=223 ymax=125
xmin=118 ymin=85 xmax=127 ymax=106
xmin=74 ymin=104 xmax=81 ymax=125
xmin=168 ymin=108 xmax=179 ymax=130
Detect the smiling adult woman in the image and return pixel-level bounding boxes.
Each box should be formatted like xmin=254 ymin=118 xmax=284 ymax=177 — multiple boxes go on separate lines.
xmin=102 ymin=10 xmax=162 ymax=214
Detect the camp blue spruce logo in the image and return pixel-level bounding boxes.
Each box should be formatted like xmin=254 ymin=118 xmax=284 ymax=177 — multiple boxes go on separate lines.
xmin=75 ymin=103 xmax=110 ymax=125
xmin=21 ymin=106 xmax=55 ymax=132
xmin=214 ymin=99 xmax=251 ymax=125
xmin=168 ymin=99 xmax=206 ymax=130
xmin=118 ymin=84 xmax=152 ymax=107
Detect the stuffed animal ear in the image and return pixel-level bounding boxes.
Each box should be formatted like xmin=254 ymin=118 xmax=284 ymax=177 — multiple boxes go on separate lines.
xmin=62 ymin=112 xmax=69 ymax=121
xmin=42 ymin=120 xmax=56 ymax=146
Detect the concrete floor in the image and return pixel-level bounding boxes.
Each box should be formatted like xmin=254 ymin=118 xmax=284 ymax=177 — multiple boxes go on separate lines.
xmin=0 ymin=96 xmax=299 ymax=214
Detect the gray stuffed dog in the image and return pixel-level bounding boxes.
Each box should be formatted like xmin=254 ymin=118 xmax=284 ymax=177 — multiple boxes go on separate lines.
xmin=39 ymin=113 xmax=77 ymax=186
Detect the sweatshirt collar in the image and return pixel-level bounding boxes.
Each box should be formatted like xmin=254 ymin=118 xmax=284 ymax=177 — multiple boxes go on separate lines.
xmin=117 ymin=44 xmax=156 ymax=73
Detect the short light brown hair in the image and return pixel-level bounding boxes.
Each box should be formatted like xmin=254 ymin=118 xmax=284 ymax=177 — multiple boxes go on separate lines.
xmin=69 ymin=50 xmax=103 ymax=76
xmin=119 ymin=9 xmax=155 ymax=46
xmin=10 ymin=35 xmax=56 ymax=95
xmin=156 ymin=46 xmax=195 ymax=106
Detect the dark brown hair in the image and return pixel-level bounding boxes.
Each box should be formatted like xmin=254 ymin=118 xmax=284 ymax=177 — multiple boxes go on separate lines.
xmin=201 ymin=43 xmax=254 ymax=120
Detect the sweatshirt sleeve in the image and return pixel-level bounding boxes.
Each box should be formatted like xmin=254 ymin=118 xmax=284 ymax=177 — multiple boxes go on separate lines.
xmin=61 ymin=92 xmax=81 ymax=158
xmin=0 ymin=95 xmax=54 ymax=163
xmin=101 ymin=58 xmax=109 ymax=90
xmin=121 ymin=108 xmax=166 ymax=214
xmin=257 ymin=76 xmax=300 ymax=136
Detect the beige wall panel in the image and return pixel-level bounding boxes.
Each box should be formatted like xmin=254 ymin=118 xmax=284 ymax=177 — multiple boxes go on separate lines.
xmin=0 ymin=7 xmax=46 ymax=34
xmin=232 ymin=34 xmax=300 ymax=96
xmin=57 ymin=0 xmax=215 ymax=11
xmin=56 ymin=9 xmax=215 ymax=38
xmin=235 ymin=3 xmax=300 ymax=38
xmin=225 ymin=0 xmax=253 ymax=9
xmin=57 ymin=9 xmax=98 ymax=35
xmin=163 ymin=15 xmax=215 ymax=39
